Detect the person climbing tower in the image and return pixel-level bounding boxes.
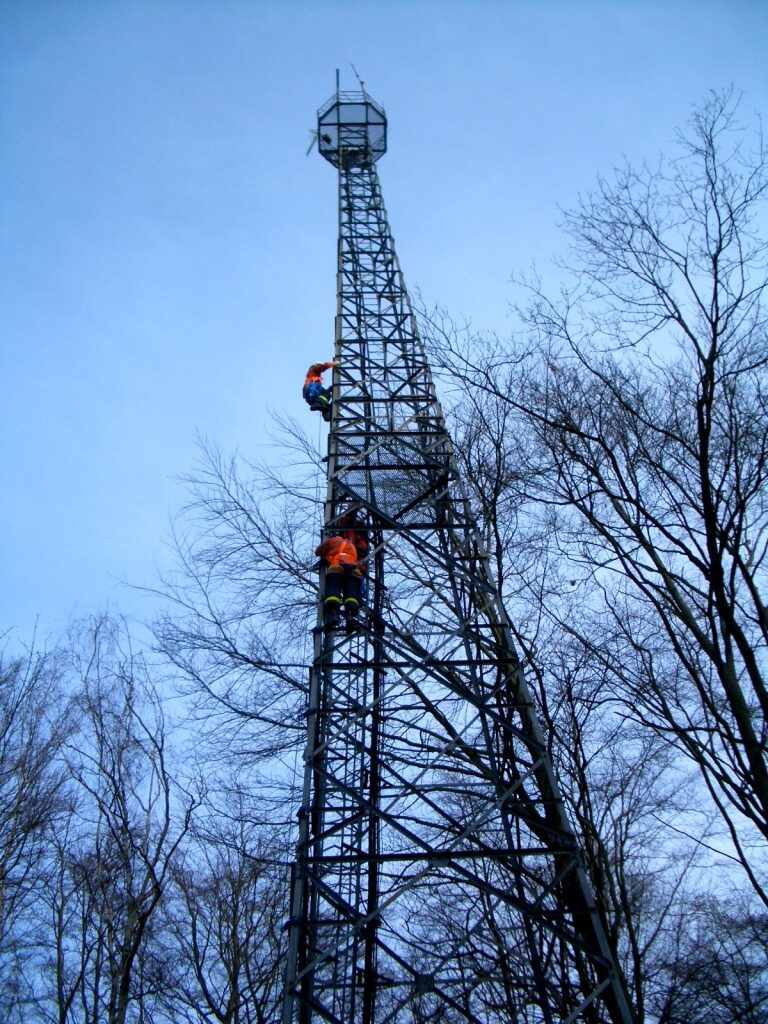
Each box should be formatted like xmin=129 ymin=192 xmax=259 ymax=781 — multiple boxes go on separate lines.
xmin=303 ymin=360 xmax=340 ymax=422
xmin=339 ymin=507 xmax=369 ymax=608
xmin=316 ymin=530 xmax=363 ymax=632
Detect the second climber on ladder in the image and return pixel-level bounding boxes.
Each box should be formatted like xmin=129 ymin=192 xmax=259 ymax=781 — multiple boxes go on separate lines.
xmin=316 ymin=521 xmax=367 ymax=632
xmin=303 ymin=359 xmax=340 ymax=422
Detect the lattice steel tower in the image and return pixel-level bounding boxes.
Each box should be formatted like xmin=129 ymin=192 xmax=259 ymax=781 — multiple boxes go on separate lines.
xmin=282 ymin=85 xmax=635 ymax=1024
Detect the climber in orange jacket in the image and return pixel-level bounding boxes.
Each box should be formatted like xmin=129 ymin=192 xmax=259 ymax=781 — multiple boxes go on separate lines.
xmin=303 ymin=360 xmax=340 ymax=422
xmin=316 ymin=532 xmax=362 ymax=630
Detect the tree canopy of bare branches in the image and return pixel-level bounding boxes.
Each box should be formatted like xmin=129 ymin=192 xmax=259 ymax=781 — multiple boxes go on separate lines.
xmin=0 ymin=647 xmax=69 ymax=1018
xmin=429 ymin=89 xmax=768 ymax=914
xmin=152 ymin=432 xmax=324 ymax=811
xmin=28 ymin=617 xmax=200 ymax=1024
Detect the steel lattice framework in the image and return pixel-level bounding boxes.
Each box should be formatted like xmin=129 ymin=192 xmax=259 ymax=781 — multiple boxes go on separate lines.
xmin=282 ymin=88 xmax=635 ymax=1024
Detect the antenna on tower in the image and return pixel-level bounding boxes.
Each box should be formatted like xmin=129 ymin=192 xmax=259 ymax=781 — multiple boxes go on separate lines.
xmin=305 ymin=129 xmax=318 ymax=156
xmin=351 ymin=63 xmax=365 ymax=93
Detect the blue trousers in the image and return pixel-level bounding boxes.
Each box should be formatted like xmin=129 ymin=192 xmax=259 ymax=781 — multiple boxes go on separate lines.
xmin=303 ymin=381 xmax=331 ymax=408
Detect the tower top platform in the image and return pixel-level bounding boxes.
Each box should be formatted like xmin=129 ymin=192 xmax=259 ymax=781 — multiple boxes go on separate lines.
xmin=317 ymin=89 xmax=387 ymax=169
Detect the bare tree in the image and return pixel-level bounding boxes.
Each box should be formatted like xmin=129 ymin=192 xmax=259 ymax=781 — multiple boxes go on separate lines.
xmin=0 ymin=645 xmax=70 ymax=1018
xmin=152 ymin=433 xmax=323 ymax=814
xmin=158 ymin=783 xmax=287 ymax=1024
xmin=445 ymin=384 xmax=716 ymax=1020
xmin=145 ymin=435 xmax=324 ymax=1021
xmin=34 ymin=617 xmax=199 ymax=1024
xmin=654 ymin=891 xmax=768 ymax=1023
xmin=430 ymin=88 xmax=768 ymax=907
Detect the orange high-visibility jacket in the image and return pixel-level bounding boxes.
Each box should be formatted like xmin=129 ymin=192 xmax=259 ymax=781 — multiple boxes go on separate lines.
xmin=316 ymin=536 xmax=359 ymax=568
xmin=304 ymin=362 xmax=335 ymax=387
xmin=342 ymin=530 xmax=368 ymax=561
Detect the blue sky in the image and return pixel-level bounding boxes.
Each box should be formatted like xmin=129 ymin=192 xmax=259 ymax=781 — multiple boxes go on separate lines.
xmin=1 ymin=1 xmax=766 ymax=644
